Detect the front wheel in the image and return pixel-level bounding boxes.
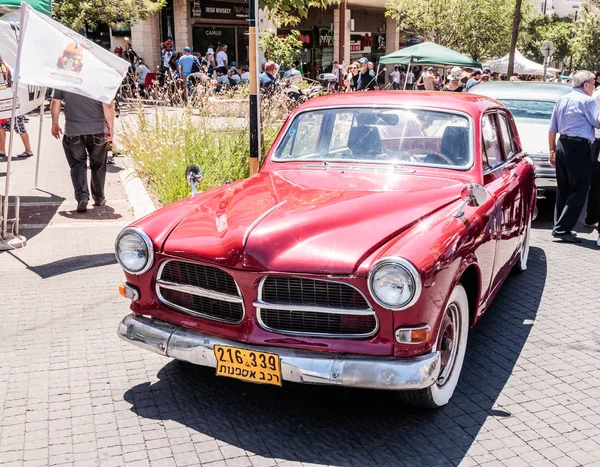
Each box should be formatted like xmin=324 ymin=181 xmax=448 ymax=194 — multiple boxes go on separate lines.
xmin=399 ymin=283 xmax=469 ymax=409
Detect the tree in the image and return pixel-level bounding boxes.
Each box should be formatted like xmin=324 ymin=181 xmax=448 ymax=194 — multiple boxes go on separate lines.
xmin=518 ymin=15 xmax=573 ymax=64
xmin=260 ymin=0 xmax=340 ymax=27
xmin=53 ymin=0 xmax=165 ymax=30
xmin=385 ymin=0 xmax=534 ymax=62
xmin=258 ymin=30 xmax=303 ymax=69
xmin=572 ymin=0 xmax=600 ymax=70
xmin=507 ymin=0 xmax=523 ymax=76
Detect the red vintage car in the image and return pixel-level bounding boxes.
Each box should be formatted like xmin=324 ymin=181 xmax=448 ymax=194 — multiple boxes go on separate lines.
xmin=116 ymin=92 xmax=535 ymax=408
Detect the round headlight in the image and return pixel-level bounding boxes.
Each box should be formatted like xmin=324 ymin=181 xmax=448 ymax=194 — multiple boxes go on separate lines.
xmin=115 ymin=228 xmax=154 ymax=274
xmin=368 ymin=258 xmax=422 ymax=310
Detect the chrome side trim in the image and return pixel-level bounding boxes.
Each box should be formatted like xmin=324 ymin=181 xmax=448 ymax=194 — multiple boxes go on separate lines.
xmin=158 ymin=280 xmax=243 ymax=303
xmin=118 ymin=313 xmax=441 ymax=390
xmin=155 ymin=260 xmax=245 ymax=325
xmin=255 ymin=275 xmax=379 ymax=339
xmin=242 ymin=201 xmax=287 ymax=247
xmin=368 ymin=257 xmax=423 ymax=311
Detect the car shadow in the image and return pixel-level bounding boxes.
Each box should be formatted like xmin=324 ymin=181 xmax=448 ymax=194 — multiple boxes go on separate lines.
xmin=123 ymin=247 xmax=547 ymax=466
xmin=7 ymin=252 xmax=116 ymax=279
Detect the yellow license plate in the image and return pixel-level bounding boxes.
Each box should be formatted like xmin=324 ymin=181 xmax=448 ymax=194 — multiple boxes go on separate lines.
xmin=214 ymin=345 xmax=282 ymax=386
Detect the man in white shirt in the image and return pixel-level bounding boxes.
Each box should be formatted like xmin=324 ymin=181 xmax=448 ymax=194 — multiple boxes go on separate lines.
xmin=216 ymin=45 xmax=228 ymax=69
xmin=390 ymin=66 xmax=401 ymax=90
xmin=406 ymin=69 xmax=414 ymax=90
xmin=584 ymin=85 xmax=600 ymax=242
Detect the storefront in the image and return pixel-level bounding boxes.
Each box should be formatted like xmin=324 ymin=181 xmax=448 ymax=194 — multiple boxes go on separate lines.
xmin=191 ymin=0 xmax=249 ymax=65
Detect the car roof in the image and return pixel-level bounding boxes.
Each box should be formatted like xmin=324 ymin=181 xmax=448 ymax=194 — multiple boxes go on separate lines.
xmin=467 ymin=81 xmax=571 ymax=101
xmin=296 ymin=91 xmax=503 ymax=115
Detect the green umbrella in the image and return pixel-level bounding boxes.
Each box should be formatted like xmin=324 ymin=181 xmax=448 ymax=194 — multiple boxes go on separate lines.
xmin=0 ymin=0 xmax=51 ymax=15
xmin=380 ymin=42 xmax=481 ymax=68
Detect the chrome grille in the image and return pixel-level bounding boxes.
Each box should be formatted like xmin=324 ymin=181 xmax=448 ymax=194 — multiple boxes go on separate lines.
xmin=261 ymin=276 xmax=369 ymax=310
xmin=256 ymin=276 xmax=377 ymax=338
xmin=157 ymin=260 xmax=243 ymax=324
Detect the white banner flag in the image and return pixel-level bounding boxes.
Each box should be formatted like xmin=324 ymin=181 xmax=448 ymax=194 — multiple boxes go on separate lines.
xmin=0 ymin=6 xmax=44 ymax=118
xmin=16 ymin=3 xmax=129 ymax=104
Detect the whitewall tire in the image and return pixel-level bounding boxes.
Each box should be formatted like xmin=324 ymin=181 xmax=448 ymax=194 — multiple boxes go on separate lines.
xmin=400 ymin=283 xmax=469 ymax=409
xmin=514 ymin=217 xmax=531 ymax=273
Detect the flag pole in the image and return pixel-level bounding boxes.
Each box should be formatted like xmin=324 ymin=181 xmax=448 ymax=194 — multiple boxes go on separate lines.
xmin=34 ymin=87 xmax=46 ymax=190
xmin=1 ymin=3 xmax=27 ymax=246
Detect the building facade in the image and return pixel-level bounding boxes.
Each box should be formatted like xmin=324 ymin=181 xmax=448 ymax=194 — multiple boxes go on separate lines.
xmin=535 ymin=0 xmax=581 ymax=17
xmin=108 ymin=0 xmax=406 ymax=76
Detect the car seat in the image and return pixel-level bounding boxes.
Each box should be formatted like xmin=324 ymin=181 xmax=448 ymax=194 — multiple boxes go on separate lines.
xmin=440 ymin=126 xmax=469 ymax=166
xmin=347 ymin=126 xmax=382 ymax=158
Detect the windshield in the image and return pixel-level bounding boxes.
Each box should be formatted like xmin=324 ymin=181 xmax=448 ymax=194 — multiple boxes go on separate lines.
xmin=273 ymin=107 xmax=472 ymax=168
xmin=498 ymin=99 xmax=555 ymax=120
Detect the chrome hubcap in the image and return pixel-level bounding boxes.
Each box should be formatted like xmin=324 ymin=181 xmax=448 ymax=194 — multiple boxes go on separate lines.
xmin=437 ymin=302 xmax=460 ymax=387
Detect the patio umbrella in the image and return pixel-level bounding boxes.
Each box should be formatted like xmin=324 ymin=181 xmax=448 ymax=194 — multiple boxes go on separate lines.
xmin=379 ymin=42 xmax=481 ymax=90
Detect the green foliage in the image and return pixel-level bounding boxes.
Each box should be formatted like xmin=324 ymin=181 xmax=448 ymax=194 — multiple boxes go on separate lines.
xmin=120 ymin=98 xmax=285 ymax=206
xmin=53 ymin=0 xmax=165 ymax=30
xmin=519 ymin=14 xmax=573 ymax=63
xmin=260 ymin=0 xmax=340 ymax=26
xmin=385 ymin=0 xmax=535 ymax=61
xmin=573 ymin=0 xmax=600 ymax=71
xmin=259 ymin=30 xmax=303 ymax=69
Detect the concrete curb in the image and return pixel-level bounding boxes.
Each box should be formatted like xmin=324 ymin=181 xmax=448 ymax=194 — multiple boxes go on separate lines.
xmin=118 ymin=156 xmax=157 ymax=220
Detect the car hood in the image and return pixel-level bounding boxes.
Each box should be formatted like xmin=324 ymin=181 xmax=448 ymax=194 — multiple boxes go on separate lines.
xmin=162 ymin=168 xmax=466 ymax=274
xmin=514 ymin=118 xmax=550 ymax=155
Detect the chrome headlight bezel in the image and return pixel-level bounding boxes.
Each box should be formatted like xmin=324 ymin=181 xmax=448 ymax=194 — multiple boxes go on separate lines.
xmin=114 ymin=227 xmax=154 ymax=275
xmin=367 ymin=257 xmax=422 ymax=311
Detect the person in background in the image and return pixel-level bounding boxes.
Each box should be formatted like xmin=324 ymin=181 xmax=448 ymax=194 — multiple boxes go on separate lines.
xmin=368 ymin=61 xmax=379 ymax=90
xmin=123 ymin=43 xmax=138 ymax=65
xmin=332 ymin=61 xmax=343 ymax=90
xmin=584 ymin=83 xmax=600 ymax=243
xmin=260 ymin=61 xmax=278 ymax=92
xmin=356 ymin=58 xmax=376 ymax=91
xmin=421 ymin=67 xmax=439 ymax=91
xmin=229 ymin=65 xmax=241 ymax=86
xmin=466 ymin=69 xmax=482 ymax=91
xmin=136 ymin=57 xmax=150 ymax=97
xmin=216 ymin=44 xmax=228 ymax=69
xmin=0 ymin=116 xmax=34 ymax=158
xmin=405 ymin=67 xmax=414 ymax=90
xmin=240 ymin=66 xmax=250 ymax=84
xmin=283 ymin=62 xmax=302 ymax=82
xmin=178 ymin=47 xmax=200 ymax=98
xmin=548 ymin=70 xmax=600 ymax=243
xmin=443 ymin=75 xmax=464 ymax=92
xmin=482 ymin=67 xmax=492 ymax=79
xmin=114 ymin=46 xmax=123 ymax=58
xmin=204 ymin=48 xmax=216 ymax=77
xmin=51 ymin=90 xmax=115 ymax=213
xmin=343 ymin=62 xmax=359 ymax=92
xmin=509 ymin=72 xmax=520 ymax=82
xmin=390 ymin=66 xmax=401 ymax=90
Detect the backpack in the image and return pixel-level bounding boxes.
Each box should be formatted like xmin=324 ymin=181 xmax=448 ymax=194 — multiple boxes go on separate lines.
xmin=191 ymin=57 xmax=201 ymax=74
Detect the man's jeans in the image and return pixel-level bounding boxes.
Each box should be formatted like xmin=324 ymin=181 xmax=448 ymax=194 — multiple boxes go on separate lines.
xmin=63 ymin=133 xmax=108 ymax=203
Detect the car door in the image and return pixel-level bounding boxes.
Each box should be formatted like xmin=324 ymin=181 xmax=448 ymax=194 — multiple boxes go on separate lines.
xmin=481 ymin=111 xmax=521 ymax=294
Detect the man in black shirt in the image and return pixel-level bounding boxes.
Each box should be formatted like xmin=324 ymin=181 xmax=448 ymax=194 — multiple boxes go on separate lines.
xmin=356 ymin=57 xmax=376 ymax=91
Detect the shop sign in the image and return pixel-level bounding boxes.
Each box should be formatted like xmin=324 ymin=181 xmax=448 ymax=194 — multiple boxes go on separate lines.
xmin=191 ymin=1 xmax=249 ymax=20
xmin=374 ymin=33 xmax=386 ymax=51
xmin=350 ymin=33 xmax=372 ymax=54
xmin=318 ymin=28 xmax=333 ymax=47
xmin=278 ymin=30 xmax=313 ymax=48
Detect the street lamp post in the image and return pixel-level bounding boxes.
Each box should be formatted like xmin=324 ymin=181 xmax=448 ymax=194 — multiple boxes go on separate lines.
xmin=248 ymin=0 xmax=261 ymax=175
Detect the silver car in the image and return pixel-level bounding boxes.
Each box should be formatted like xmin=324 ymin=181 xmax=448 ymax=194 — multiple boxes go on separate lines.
xmin=468 ymin=81 xmax=571 ymax=199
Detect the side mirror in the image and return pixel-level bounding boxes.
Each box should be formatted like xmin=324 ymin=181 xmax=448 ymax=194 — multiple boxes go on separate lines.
xmin=454 ymin=183 xmax=487 ymax=218
xmin=185 ymin=164 xmax=203 ymax=196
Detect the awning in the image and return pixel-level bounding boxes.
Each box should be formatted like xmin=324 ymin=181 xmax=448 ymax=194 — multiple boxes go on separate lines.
xmin=379 ymin=42 xmax=481 ymax=68
xmin=0 ymin=0 xmax=51 ymax=15
xmin=484 ymin=49 xmax=560 ymax=76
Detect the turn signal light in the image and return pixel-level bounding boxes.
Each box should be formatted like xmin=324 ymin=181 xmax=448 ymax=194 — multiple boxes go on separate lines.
xmin=119 ymin=283 xmax=140 ymax=301
xmin=395 ymin=325 xmax=431 ymax=344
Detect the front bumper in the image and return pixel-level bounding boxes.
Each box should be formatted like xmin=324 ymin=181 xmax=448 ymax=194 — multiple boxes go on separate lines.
xmin=118 ymin=313 xmax=441 ymax=390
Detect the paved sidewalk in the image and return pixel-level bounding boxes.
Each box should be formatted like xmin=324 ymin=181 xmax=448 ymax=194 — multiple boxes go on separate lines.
xmin=1 ymin=114 xmax=600 ymax=467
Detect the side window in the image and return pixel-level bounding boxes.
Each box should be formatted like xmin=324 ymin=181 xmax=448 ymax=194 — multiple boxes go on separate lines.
xmin=498 ymin=114 xmax=515 ymax=158
xmin=329 ymin=112 xmax=354 ymax=151
xmin=277 ymin=113 xmax=324 ymax=158
xmin=482 ymin=114 xmax=504 ymax=171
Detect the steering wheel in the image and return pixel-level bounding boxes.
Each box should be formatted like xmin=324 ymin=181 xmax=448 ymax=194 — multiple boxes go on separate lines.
xmin=424 ymin=151 xmax=454 ymax=166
